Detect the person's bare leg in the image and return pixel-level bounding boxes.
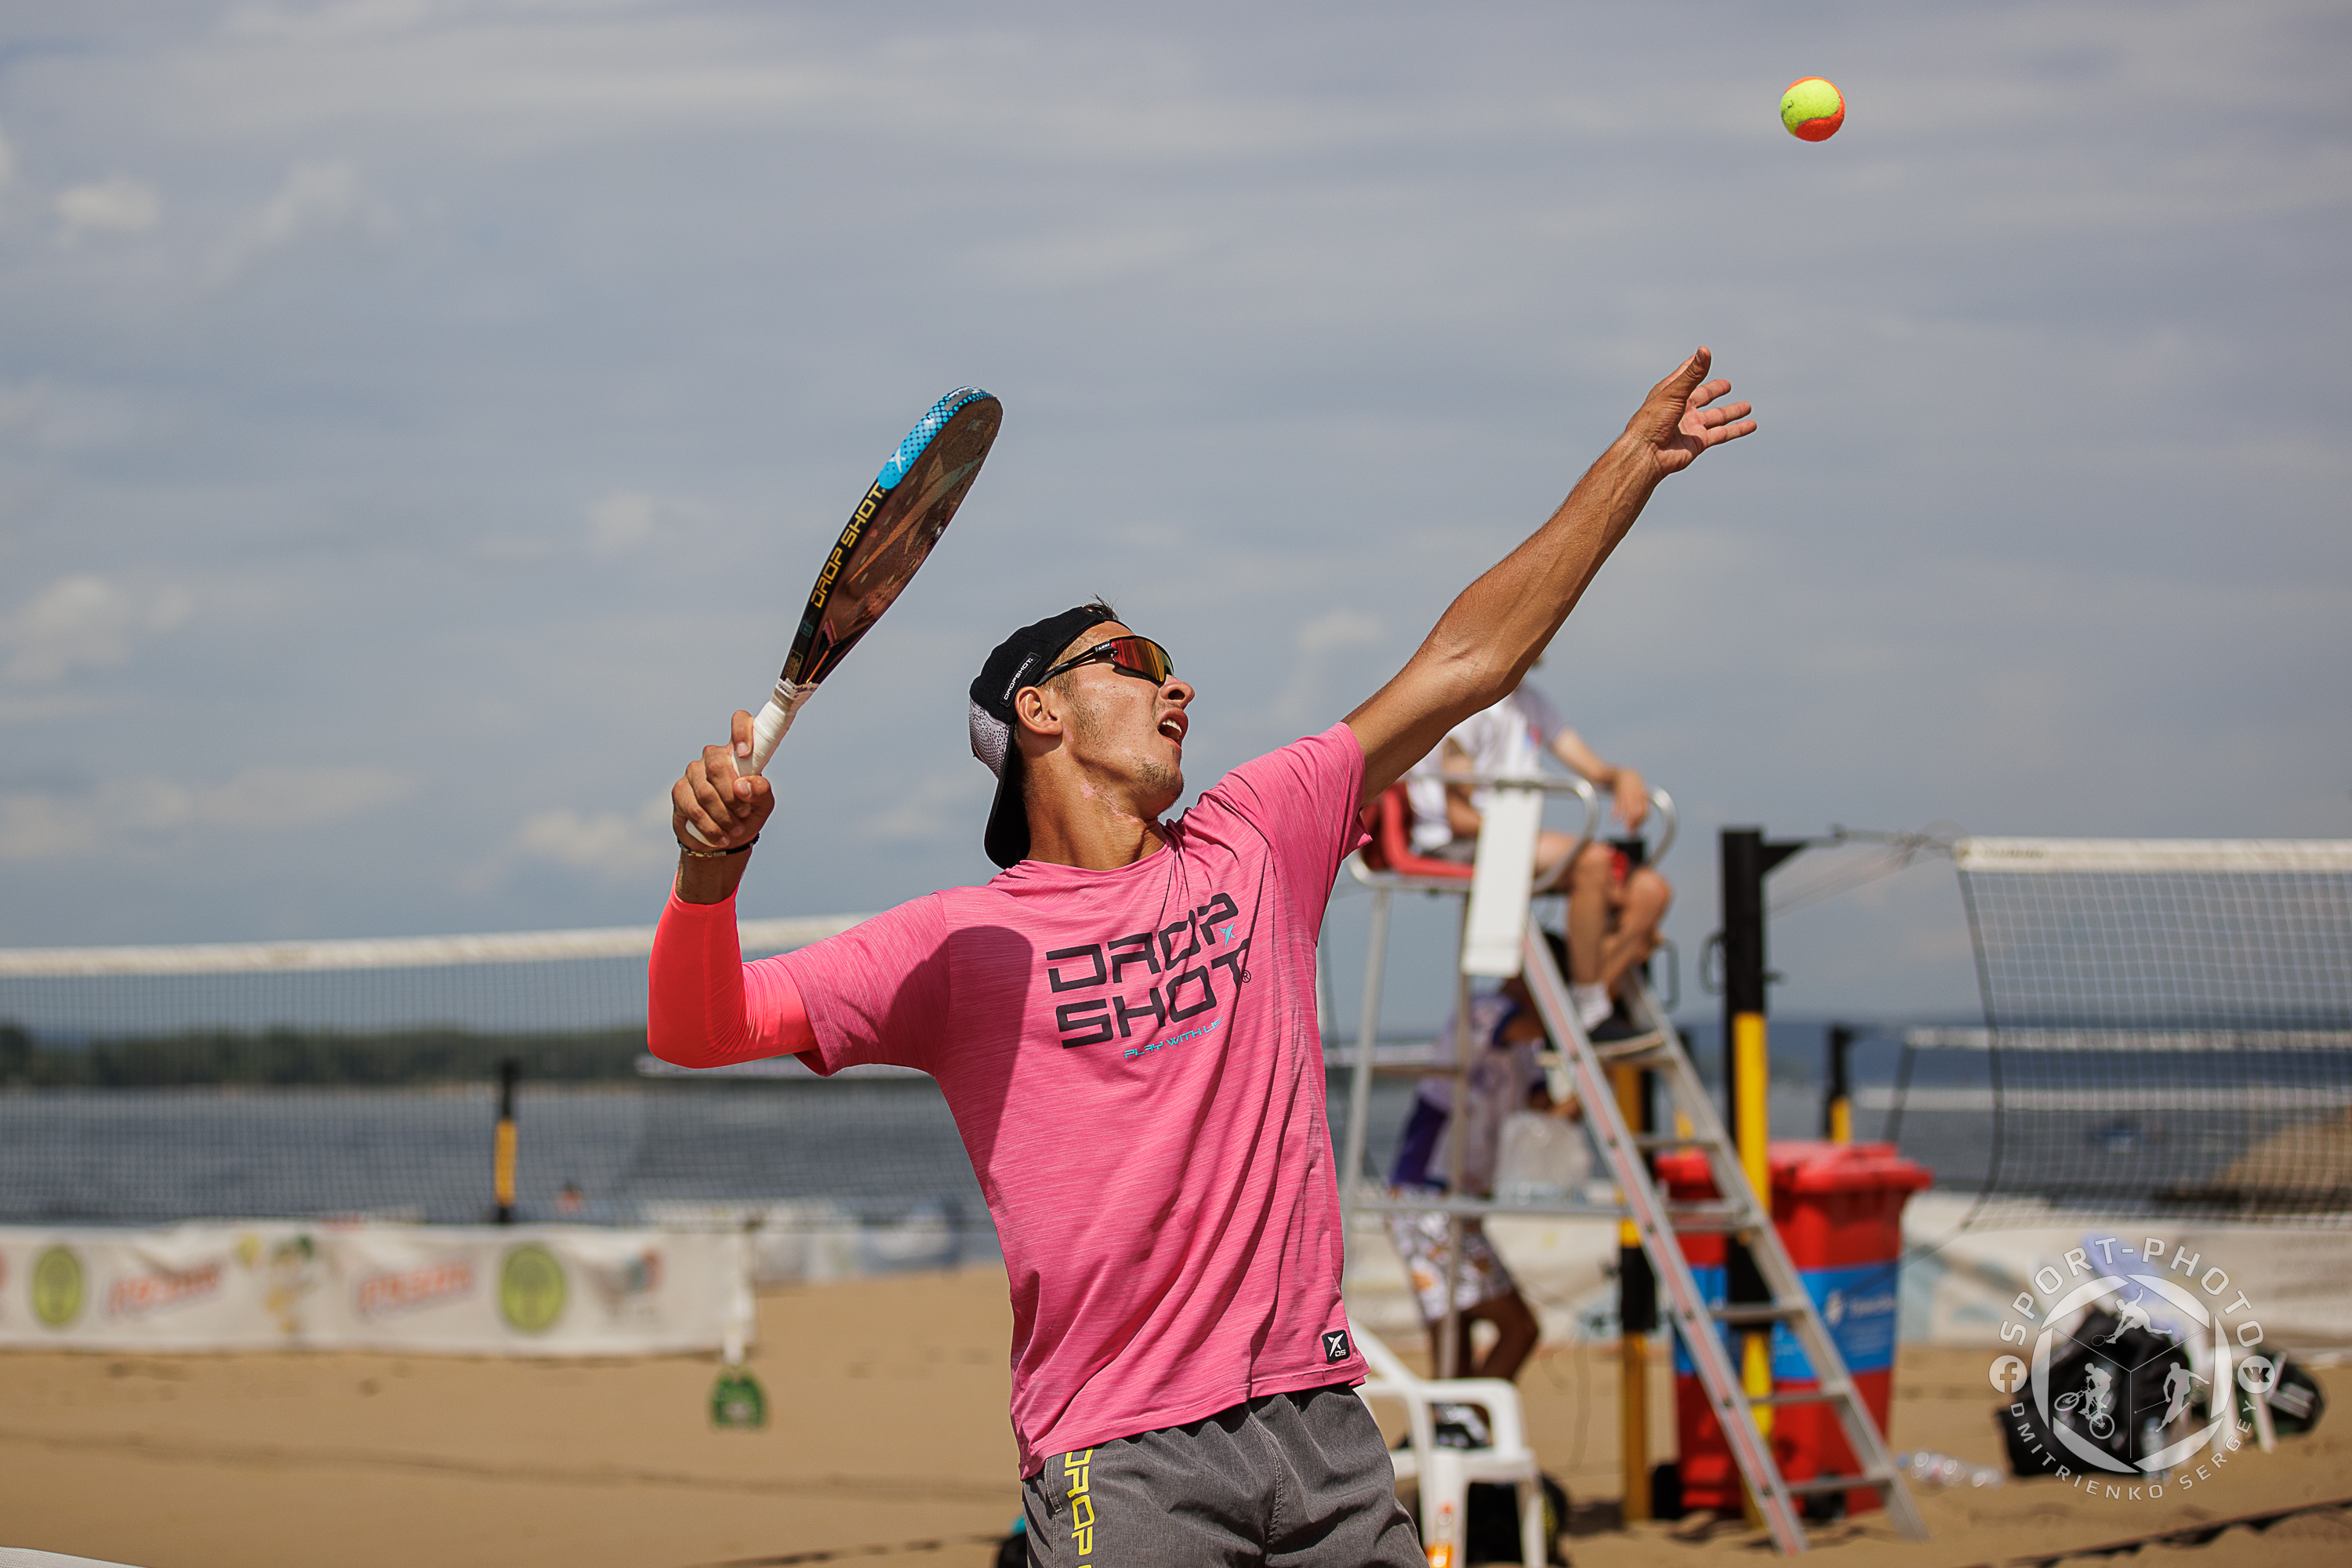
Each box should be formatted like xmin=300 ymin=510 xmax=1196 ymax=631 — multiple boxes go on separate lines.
xmin=1566 ymin=840 xmax=1615 ymax=984
xmin=1468 ymin=1290 xmax=1542 ymax=1382
xmin=1530 ymin=827 xmax=1581 ymax=891
xmin=1597 ymin=867 xmax=1671 ymax=996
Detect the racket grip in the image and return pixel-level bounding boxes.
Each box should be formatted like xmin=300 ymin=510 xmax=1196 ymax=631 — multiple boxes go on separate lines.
xmin=742 ymin=679 xmax=809 ymax=778
xmin=681 ymin=681 xmax=810 ymax=846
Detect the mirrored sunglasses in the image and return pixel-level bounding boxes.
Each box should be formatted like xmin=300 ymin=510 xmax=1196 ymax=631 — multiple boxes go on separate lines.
xmin=1038 ymin=634 xmax=1174 ymax=687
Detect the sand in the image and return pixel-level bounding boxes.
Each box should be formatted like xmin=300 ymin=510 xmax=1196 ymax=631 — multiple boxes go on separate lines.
xmin=1 ymin=1263 xmax=2346 ymax=1568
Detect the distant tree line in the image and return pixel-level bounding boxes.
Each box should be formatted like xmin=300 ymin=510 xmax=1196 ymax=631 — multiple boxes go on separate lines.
xmin=0 ymin=1020 xmax=646 ymax=1087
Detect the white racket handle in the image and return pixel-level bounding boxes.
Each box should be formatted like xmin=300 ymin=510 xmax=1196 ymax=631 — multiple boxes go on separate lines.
xmin=683 ymin=679 xmax=811 ymax=845
xmin=742 ymin=679 xmax=810 ymax=778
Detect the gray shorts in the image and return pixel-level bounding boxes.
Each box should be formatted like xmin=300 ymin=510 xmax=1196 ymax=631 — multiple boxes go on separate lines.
xmin=1021 ymin=1384 xmax=1423 ymax=1567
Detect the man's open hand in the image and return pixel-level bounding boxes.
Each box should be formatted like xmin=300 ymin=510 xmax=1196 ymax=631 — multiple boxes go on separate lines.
xmin=1623 ymin=347 xmax=1756 ymax=477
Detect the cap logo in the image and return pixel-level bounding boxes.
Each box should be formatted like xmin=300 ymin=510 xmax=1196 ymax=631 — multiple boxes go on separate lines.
xmin=1000 ymin=655 xmax=1043 ymax=706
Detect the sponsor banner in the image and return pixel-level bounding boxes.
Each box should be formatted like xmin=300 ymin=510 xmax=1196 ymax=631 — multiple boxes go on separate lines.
xmin=0 ymin=1223 xmax=752 ymax=1356
xmin=639 ymin=1200 xmax=981 ymax=1286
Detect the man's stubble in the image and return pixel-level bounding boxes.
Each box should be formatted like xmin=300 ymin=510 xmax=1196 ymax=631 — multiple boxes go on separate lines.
xmin=1066 ymin=685 xmax=1182 ymax=816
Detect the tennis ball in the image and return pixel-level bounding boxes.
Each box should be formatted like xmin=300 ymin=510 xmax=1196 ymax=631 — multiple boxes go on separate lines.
xmin=1780 ymin=77 xmax=1845 ymax=142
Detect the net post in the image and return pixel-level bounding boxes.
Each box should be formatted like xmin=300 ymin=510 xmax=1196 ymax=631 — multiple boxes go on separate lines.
xmin=1824 ymin=1022 xmax=1854 ymax=1145
xmin=1613 ymin=1060 xmax=1655 ymax=1523
xmin=1718 ymin=826 xmax=1806 ymax=1523
xmin=494 ymin=1057 xmax=519 ymax=1224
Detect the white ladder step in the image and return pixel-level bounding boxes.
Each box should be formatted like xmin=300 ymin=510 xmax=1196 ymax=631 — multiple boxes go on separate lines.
xmin=1593 ymin=1035 xmax=1674 ymax=1063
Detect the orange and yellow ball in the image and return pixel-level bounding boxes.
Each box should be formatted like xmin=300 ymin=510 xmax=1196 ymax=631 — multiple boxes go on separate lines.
xmin=1780 ymin=78 xmax=1845 ymax=142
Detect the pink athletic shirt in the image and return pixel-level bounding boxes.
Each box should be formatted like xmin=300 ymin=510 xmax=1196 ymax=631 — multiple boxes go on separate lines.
xmin=648 ymin=723 xmax=1372 ymax=1475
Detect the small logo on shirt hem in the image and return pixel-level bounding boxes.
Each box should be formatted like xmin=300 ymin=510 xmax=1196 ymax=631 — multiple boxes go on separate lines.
xmin=1322 ymin=1329 xmax=1352 ymax=1363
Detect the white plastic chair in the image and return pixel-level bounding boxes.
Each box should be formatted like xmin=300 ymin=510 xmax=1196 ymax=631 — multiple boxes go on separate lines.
xmin=1351 ymin=1319 xmax=1547 ymax=1566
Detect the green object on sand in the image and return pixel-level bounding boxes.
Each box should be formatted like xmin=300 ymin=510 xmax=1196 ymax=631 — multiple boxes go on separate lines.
xmin=710 ymin=1366 xmax=768 ymax=1431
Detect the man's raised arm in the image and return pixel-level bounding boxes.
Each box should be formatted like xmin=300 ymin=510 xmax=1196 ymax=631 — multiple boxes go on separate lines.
xmin=1344 ymin=348 xmax=1755 ymax=808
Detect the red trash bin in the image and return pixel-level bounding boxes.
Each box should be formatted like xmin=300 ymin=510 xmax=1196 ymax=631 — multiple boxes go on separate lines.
xmin=1653 ymin=1141 xmax=1932 ymax=1517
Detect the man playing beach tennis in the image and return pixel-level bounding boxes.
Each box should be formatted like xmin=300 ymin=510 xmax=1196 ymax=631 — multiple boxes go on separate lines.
xmin=649 ymin=349 xmax=1754 ymax=1565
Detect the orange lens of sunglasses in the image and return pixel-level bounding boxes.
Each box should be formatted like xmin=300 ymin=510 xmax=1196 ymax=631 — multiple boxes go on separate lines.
xmin=1097 ymin=636 xmax=1172 ymax=682
xmin=1040 ymin=633 xmax=1174 ymax=687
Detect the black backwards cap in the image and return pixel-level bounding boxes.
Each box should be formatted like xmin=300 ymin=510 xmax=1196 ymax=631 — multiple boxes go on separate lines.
xmin=968 ymin=603 xmax=1118 ymax=869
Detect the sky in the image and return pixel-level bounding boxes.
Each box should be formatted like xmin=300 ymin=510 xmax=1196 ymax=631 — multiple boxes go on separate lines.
xmin=1 ymin=0 xmax=2346 ymax=1033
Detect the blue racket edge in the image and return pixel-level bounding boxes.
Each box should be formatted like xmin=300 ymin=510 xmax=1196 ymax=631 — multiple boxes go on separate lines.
xmin=879 ymin=386 xmax=994 ymax=492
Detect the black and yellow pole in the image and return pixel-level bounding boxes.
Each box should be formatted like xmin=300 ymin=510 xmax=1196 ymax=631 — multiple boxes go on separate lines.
xmin=1720 ymin=827 xmax=1806 ymax=1524
xmin=1613 ymin=1060 xmax=1656 ymax=1522
xmin=1824 ymin=1023 xmax=1854 ymax=1145
xmin=1606 ymin=833 xmax=1658 ymax=1521
xmin=494 ymin=1057 xmax=520 ymax=1224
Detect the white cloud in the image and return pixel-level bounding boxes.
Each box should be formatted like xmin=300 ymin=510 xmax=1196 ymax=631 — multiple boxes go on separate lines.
xmin=2 ymin=576 xmax=193 ymax=685
xmin=0 ymin=382 xmax=47 ymax=435
xmin=223 ymin=1 xmax=488 ymax=45
xmin=0 ymin=765 xmax=413 ymax=859
xmin=586 ymin=492 xmax=672 ymax=557
xmin=159 ymin=766 xmax=413 ymax=831
xmin=256 ymin=160 xmax=382 ymax=243
xmin=1264 ymin=608 xmax=1388 ymax=728
xmin=1295 ymin=608 xmax=1382 ymax=655
xmin=54 ymin=174 xmax=162 ymax=242
xmin=213 ymin=160 xmax=394 ymax=278
xmin=509 ymin=794 xmax=673 ymax=882
xmin=857 ymin=771 xmax=988 ymax=844
xmin=0 ymin=381 xmax=149 ymax=454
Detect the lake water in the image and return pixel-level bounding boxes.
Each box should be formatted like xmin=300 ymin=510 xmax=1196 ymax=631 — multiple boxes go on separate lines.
xmin=2 ymin=1026 xmax=2325 ymax=1236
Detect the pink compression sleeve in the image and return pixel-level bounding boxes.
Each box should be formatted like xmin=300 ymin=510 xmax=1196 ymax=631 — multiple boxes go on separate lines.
xmin=647 ymin=892 xmax=816 ymax=1067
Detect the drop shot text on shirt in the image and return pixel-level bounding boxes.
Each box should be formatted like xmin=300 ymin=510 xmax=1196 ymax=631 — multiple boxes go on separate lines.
xmin=648 ymin=722 xmax=1374 ymax=1475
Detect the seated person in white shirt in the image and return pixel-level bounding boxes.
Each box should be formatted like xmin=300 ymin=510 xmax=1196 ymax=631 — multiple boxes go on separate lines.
xmin=1403 ymin=681 xmax=1671 ymax=1034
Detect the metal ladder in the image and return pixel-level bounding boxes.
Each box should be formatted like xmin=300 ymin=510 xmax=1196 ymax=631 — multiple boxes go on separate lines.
xmin=1517 ymin=926 xmax=1929 ymax=1552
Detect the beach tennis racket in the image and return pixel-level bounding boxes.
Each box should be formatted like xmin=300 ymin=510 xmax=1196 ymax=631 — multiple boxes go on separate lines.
xmin=739 ymin=384 xmax=1001 ymax=774
xmin=695 ymin=387 xmax=1001 ymax=830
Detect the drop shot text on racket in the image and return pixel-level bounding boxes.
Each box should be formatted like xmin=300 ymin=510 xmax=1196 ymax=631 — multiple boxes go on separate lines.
xmin=651 ymin=349 xmax=1755 ymax=1566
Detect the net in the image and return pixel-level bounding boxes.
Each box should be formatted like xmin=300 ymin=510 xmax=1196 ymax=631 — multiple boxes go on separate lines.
xmin=0 ymin=916 xmax=996 ymax=1261
xmin=1885 ymin=837 xmax=2352 ymax=1223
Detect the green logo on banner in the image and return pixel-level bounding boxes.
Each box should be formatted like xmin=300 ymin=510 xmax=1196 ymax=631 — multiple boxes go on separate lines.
xmin=499 ymin=1244 xmax=566 ymax=1334
xmin=31 ymin=1246 xmax=83 ymax=1328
